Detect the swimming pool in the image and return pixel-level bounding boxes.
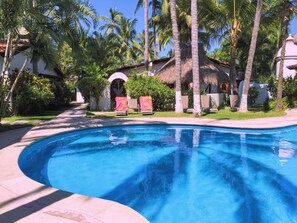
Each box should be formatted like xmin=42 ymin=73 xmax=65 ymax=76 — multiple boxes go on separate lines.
xmin=19 ymin=124 xmax=297 ymax=223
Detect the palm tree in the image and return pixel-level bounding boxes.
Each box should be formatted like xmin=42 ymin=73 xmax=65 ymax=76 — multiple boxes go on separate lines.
xmin=276 ymin=0 xmax=297 ymax=111
xmin=132 ymin=32 xmax=155 ymax=63
xmin=135 ymin=0 xmax=162 ymax=59
xmin=199 ymin=0 xmax=255 ymax=97
xmin=151 ymin=0 xmax=161 ymax=59
xmin=144 ymin=0 xmax=149 ymax=71
xmin=191 ymin=0 xmax=201 ymax=116
xmin=169 ymin=0 xmax=183 ymax=113
xmin=229 ymin=0 xmax=241 ymax=96
xmin=98 ymin=9 xmax=123 ymax=35
xmin=83 ymin=32 xmax=122 ymax=71
xmin=0 ymin=0 xmax=96 ymax=122
xmin=114 ymin=17 xmax=138 ymax=65
xmin=239 ymin=0 xmax=263 ymax=113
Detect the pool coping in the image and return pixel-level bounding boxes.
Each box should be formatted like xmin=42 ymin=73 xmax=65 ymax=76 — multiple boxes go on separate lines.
xmin=1 ymin=105 xmax=297 ymax=223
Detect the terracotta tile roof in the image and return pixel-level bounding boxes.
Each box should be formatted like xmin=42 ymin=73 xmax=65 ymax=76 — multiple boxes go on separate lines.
xmin=287 ymin=64 xmax=297 ymax=70
xmin=0 ymin=39 xmax=30 ymax=56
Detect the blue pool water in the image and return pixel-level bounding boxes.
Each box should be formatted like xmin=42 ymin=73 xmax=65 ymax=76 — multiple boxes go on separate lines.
xmin=19 ymin=124 xmax=297 ymax=223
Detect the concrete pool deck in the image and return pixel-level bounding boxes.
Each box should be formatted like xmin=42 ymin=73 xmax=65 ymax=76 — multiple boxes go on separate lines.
xmin=0 ymin=104 xmax=296 ymax=223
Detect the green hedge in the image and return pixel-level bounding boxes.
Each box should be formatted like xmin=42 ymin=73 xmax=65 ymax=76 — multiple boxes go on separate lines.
xmin=124 ymin=73 xmax=175 ymax=111
xmin=268 ymin=76 xmax=297 ymax=109
xmin=14 ymin=71 xmax=54 ymax=115
xmin=14 ymin=71 xmax=72 ymax=115
xmin=48 ymin=79 xmax=73 ymax=109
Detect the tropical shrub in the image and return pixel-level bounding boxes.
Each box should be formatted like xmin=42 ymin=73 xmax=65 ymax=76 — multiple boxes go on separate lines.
xmin=268 ymin=98 xmax=289 ymax=111
xmin=283 ymin=76 xmax=297 ymax=108
xmin=0 ymin=97 xmax=11 ymax=117
xmin=124 ymin=73 xmax=175 ymax=111
xmin=0 ymin=78 xmax=11 ymax=117
xmin=48 ymin=79 xmax=73 ymax=109
xmin=77 ymin=71 xmax=108 ymax=110
xmin=268 ymin=76 xmax=297 ymax=108
xmin=14 ymin=71 xmax=54 ymax=115
xmin=248 ymin=87 xmax=259 ymax=108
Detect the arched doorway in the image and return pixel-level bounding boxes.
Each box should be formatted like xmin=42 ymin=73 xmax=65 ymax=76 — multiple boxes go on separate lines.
xmin=90 ymin=72 xmax=128 ymax=111
xmin=110 ymin=78 xmax=127 ymax=108
xmin=108 ymin=72 xmax=128 ymax=110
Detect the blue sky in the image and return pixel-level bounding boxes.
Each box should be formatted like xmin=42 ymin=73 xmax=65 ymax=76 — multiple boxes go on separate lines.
xmin=94 ymin=0 xmax=144 ymax=33
xmin=91 ymin=0 xmax=297 ymax=53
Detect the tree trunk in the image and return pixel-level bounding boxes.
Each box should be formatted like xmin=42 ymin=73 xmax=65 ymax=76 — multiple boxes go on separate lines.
xmin=144 ymin=0 xmax=149 ymax=71
xmin=0 ymin=33 xmax=11 ymax=124
xmin=229 ymin=42 xmax=238 ymax=95
xmin=276 ymin=38 xmax=287 ymax=111
xmin=152 ymin=0 xmax=157 ymax=59
xmin=6 ymin=58 xmax=29 ymax=103
xmin=239 ymin=0 xmax=263 ymax=113
xmin=0 ymin=32 xmax=20 ymax=123
xmin=1 ymin=32 xmax=11 ymax=78
xmin=32 ymin=60 xmax=39 ymax=74
xmin=276 ymin=0 xmax=291 ymax=112
xmin=229 ymin=18 xmax=241 ymax=95
xmin=95 ymin=97 xmax=100 ymax=111
xmin=169 ymin=0 xmax=183 ymax=113
xmin=191 ymin=0 xmax=201 ymax=117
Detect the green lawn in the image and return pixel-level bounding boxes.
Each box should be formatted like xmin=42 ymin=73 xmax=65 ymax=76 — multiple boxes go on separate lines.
xmin=87 ymin=108 xmax=286 ymax=120
xmin=202 ymin=108 xmax=286 ymax=120
xmin=0 ymin=107 xmax=286 ymax=133
xmin=0 ymin=110 xmax=64 ymax=132
xmin=86 ymin=111 xmax=195 ymax=119
xmin=3 ymin=111 xmax=62 ymax=123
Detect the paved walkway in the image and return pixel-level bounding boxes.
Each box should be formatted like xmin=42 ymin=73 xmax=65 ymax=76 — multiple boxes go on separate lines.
xmin=0 ymin=105 xmax=296 ymax=223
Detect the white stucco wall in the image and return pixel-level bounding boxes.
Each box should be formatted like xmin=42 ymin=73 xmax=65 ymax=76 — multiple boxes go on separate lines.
xmin=0 ymin=49 xmax=58 ymax=77
xmin=276 ymin=35 xmax=297 ymax=79
xmin=75 ymin=88 xmax=84 ymax=103
xmin=238 ymin=81 xmax=269 ymax=104
xmin=207 ymin=93 xmax=225 ymax=107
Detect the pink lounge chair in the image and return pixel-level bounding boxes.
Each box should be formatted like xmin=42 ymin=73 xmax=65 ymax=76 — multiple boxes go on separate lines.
xmin=115 ymin=96 xmax=128 ymax=116
xmin=139 ymin=96 xmax=153 ymax=115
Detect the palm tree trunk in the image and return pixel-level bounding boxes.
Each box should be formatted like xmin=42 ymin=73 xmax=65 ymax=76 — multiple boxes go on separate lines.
xmin=1 ymin=32 xmax=11 ymax=78
xmin=239 ymin=0 xmax=263 ymax=113
xmin=6 ymin=58 xmax=29 ymax=104
xmin=152 ymin=0 xmax=157 ymax=59
xmin=144 ymin=0 xmax=149 ymax=71
xmin=230 ymin=18 xmax=241 ymax=95
xmin=276 ymin=38 xmax=287 ymax=111
xmin=0 ymin=32 xmax=20 ymax=124
xmin=169 ymin=0 xmax=183 ymax=113
xmin=191 ymin=0 xmax=201 ymax=116
xmin=276 ymin=0 xmax=291 ymax=112
xmin=33 ymin=60 xmax=39 ymax=74
xmin=0 ymin=33 xmax=12 ymax=123
xmin=230 ymin=47 xmax=238 ymax=91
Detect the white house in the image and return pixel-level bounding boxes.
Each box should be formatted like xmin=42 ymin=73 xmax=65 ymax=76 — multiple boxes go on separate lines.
xmin=89 ymin=58 xmax=170 ymax=110
xmin=0 ymin=39 xmax=61 ymax=78
xmin=276 ymin=34 xmax=297 ymax=79
xmin=89 ymin=44 xmax=231 ymax=111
